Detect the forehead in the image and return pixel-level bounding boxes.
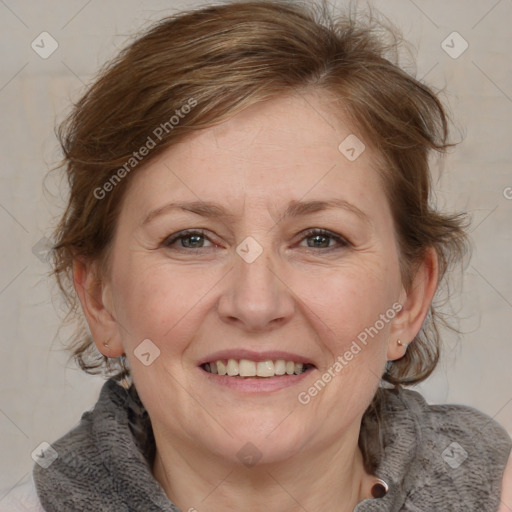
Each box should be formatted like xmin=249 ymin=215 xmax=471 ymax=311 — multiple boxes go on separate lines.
xmin=122 ymin=92 xmax=388 ymax=221
xmin=180 ymin=92 xmax=368 ymax=173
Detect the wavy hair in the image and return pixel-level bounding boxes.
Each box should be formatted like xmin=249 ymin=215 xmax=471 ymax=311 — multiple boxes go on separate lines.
xmin=48 ymin=0 xmax=469 ymax=390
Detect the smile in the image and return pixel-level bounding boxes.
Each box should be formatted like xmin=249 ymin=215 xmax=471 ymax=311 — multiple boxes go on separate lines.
xmin=202 ymin=359 xmax=314 ymax=378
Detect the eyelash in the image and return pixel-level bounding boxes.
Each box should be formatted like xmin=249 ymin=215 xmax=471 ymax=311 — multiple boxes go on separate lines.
xmin=162 ymin=228 xmax=350 ymax=252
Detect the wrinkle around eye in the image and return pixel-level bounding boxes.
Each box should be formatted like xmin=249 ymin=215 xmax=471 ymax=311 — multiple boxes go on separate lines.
xmin=158 ymin=228 xmax=355 ymax=260
xmin=162 ymin=229 xmax=221 ymax=250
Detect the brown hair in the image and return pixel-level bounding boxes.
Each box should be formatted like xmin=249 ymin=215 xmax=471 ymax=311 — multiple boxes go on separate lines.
xmin=49 ymin=0 xmax=468 ymax=386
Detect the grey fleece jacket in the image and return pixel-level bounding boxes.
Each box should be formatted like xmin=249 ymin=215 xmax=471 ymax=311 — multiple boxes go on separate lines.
xmin=32 ymin=379 xmax=511 ymax=511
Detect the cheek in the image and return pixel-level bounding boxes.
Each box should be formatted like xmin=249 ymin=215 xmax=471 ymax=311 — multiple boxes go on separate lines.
xmin=292 ymin=267 xmax=399 ymax=438
xmin=297 ymin=264 xmax=400 ymax=409
xmin=307 ymin=260 xmax=398 ymax=324
xmin=111 ymin=255 xmax=215 ymax=352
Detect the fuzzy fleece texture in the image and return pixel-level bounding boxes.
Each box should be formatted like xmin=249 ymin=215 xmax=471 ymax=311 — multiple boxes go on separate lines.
xmin=33 ymin=379 xmax=512 ymax=511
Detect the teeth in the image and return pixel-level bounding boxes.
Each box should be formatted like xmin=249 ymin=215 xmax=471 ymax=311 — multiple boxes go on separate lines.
xmin=217 ymin=360 xmax=227 ymax=376
xmin=227 ymin=359 xmax=239 ymax=376
xmin=204 ymin=359 xmax=310 ymax=377
xmin=257 ymin=360 xmax=274 ymax=377
xmin=274 ymin=359 xmax=286 ymax=375
xmin=239 ymin=359 xmax=256 ymax=377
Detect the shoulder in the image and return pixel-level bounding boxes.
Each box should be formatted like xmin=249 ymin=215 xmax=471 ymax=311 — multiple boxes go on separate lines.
xmin=31 ymin=382 xmax=120 ymax=509
xmin=0 ymin=474 xmax=45 ymax=512
xmin=498 ymin=453 xmax=512 ymax=512
xmin=377 ymin=387 xmax=512 ymax=511
xmin=31 ymin=379 xmax=163 ymax=511
xmin=377 ymin=387 xmax=511 ymax=451
xmin=397 ymin=388 xmax=511 ymax=458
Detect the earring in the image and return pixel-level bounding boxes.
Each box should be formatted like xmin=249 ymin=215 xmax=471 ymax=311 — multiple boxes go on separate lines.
xmin=397 ymin=339 xmax=404 ymax=346
xmin=371 ymin=477 xmax=389 ymax=498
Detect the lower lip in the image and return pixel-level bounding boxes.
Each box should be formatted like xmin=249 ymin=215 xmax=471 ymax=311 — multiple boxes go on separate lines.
xmin=199 ymin=367 xmax=314 ymax=393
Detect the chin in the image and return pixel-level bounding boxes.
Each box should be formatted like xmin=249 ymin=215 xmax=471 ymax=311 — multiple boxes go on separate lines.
xmin=207 ymin=417 xmax=308 ymax=467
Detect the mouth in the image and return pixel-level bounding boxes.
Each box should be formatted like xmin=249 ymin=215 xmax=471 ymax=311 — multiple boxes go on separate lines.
xmin=201 ymin=359 xmax=315 ymax=378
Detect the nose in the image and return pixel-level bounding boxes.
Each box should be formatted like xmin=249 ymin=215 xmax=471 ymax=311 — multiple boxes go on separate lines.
xmin=217 ymin=244 xmax=295 ymax=332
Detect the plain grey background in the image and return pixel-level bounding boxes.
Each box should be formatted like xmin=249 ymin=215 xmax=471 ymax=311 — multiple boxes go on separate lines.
xmin=0 ymin=0 xmax=511 ymax=499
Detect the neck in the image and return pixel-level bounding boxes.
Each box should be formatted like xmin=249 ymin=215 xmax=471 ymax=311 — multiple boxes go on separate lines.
xmin=152 ymin=424 xmax=375 ymax=512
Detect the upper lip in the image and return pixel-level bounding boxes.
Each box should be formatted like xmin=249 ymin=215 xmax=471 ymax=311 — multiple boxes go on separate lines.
xmin=198 ymin=349 xmax=316 ymax=367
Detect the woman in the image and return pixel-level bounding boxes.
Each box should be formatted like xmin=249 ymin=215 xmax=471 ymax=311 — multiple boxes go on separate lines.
xmin=7 ymin=1 xmax=512 ymax=510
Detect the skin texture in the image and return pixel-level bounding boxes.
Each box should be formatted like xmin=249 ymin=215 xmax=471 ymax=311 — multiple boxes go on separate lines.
xmin=74 ymin=92 xmax=439 ymax=512
xmin=499 ymin=454 xmax=512 ymax=512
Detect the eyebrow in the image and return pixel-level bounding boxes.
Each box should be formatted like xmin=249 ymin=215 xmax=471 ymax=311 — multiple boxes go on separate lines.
xmin=142 ymin=198 xmax=371 ymax=226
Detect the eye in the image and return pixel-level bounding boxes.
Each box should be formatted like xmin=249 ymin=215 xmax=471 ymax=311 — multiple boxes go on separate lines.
xmin=162 ymin=228 xmax=350 ymax=252
xmin=298 ymin=228 xmax=350 ymax=250
xmin=163 ymin=229 xmax=216 ymax=249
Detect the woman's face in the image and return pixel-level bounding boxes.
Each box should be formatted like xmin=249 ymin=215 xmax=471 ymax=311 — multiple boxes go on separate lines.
xmin=95 ymin=92 xmax=410 ymax=465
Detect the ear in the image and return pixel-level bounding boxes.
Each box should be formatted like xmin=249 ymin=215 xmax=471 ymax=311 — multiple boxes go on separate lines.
xmin=387 ymin=247 xmax=439 ymax=361
xmin=72 ymin=258 xmax=124 ymax=358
